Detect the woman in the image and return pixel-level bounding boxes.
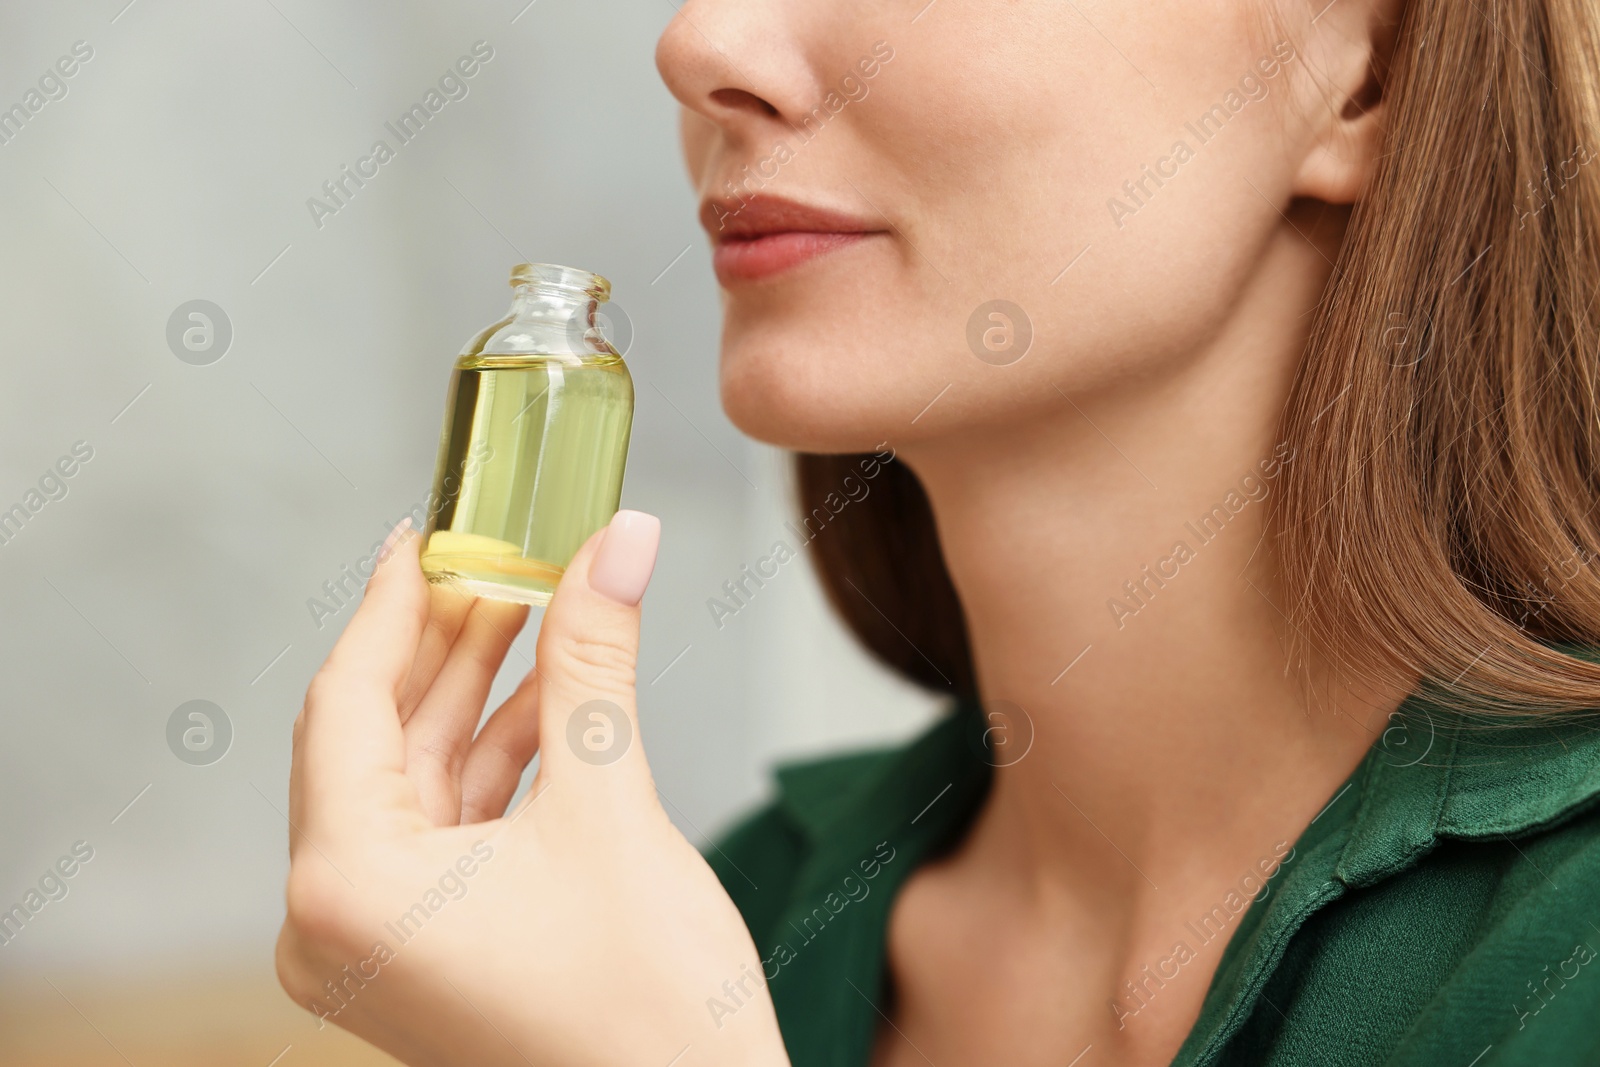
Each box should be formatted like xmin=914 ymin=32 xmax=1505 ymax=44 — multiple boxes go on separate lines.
xmin=273 ymin=0 xmax=1600 ymax=1063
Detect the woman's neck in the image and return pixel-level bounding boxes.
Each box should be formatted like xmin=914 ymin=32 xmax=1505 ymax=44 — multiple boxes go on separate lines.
xmin=897 ymin=215 xmax=1407 ymax=905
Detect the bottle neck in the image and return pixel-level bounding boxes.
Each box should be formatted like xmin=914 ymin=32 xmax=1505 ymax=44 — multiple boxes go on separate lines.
xmin=511 ymin=283 xmax=600 ymax=328
xmin=463 ymin=263 xmax=617 ymax=361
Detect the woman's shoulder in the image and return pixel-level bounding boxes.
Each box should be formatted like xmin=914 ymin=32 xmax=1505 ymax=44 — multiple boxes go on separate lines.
xmin=1202 ymin=708 xmax=1600 ymax=1065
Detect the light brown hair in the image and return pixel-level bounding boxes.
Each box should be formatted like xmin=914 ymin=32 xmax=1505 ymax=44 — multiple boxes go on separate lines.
xmin=798 ymin=0 xmax=1600 ymax=712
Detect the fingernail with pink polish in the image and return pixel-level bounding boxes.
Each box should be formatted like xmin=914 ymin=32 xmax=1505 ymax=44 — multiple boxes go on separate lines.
xmin=588 ymin=510 xmax=661 ymax=606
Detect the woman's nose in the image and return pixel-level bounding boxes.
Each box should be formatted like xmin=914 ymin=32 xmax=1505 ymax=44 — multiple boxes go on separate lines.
xmin=654 ymin=0 xmax=819 ymax=139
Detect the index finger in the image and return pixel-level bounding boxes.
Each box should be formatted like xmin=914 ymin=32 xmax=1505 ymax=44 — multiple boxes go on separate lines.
xmin=294 ymin=520 xmax=431 ymax=834
xmin=321 ymin=520 xmax=430 ymax=695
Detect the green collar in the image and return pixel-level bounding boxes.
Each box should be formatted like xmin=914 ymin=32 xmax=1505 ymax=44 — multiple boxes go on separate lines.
xmin=1183 ymin=692 xmax=1600 ymax=1066
xmin=762 ymin=708 xmax=993 ymax=1066
xmin=772 ymin=695 xmax=1600 ymax=891
xmin=762 ymin=693 xmax=1600 ymax=1067
xmin=1338 ymin=698 xmax=1600 ymax=885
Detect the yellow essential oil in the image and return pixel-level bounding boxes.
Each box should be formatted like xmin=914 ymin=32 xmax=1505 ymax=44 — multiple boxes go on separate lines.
xmin=421 ymin=263 xmax=634 ymax=606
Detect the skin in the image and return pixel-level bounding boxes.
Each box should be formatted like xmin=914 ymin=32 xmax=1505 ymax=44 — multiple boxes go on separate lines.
xmin=274 ymin=523 xmax=789 ymax=1066
xmin=277 ymin=1 xmax=1411 ymax=1065
xmin=664 ymin=0 xmax=1407 ymax=1063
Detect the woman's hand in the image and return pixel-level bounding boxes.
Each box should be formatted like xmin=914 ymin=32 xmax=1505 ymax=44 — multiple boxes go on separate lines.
xmin=274 ymin=513 xmax=789 ymax=1067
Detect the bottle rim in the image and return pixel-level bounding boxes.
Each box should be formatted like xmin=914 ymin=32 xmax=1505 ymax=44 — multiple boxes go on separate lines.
xmin=510 ymin=262 xmax=611 ymax=302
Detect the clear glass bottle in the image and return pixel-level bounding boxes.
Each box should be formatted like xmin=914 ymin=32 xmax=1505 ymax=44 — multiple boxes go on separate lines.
xmin=420 ymin=263 xmax=634 ymax=606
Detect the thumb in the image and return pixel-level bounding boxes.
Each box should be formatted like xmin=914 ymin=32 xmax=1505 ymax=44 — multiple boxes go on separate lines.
xmin=534 ymin=509 xmax=661 ymax=780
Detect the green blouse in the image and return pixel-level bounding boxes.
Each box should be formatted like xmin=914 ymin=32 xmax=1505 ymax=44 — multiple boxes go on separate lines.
xmin=706 ymin=697 xmax=1600 ymax=1065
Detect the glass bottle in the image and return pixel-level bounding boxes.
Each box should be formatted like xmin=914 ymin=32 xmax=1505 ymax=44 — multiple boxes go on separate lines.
xmin=420 ymin=263 xmax=634 ymax=606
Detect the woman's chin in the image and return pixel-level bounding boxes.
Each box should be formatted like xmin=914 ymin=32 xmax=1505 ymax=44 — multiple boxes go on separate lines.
xmin=720 ymin=375 xmax=899 ymax=456
xmin=722 ymin=397 xmax=864 ymax=454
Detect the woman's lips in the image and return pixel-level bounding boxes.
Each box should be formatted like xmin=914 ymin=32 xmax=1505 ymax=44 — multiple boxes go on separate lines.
xmin=701 ymin=195 xmax=887 ymax=285
xmin=712 ymin=231 xmax=874 ymax=284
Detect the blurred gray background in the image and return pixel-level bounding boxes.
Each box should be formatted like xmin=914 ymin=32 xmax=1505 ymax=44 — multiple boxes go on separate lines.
xmin=0 ymin=1 xmax=935 ymax=1062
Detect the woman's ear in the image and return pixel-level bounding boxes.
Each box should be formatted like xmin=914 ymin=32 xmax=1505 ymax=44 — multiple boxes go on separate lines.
xmin=1291 ymin=0 xmax=1404 ymax=204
